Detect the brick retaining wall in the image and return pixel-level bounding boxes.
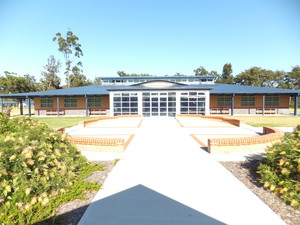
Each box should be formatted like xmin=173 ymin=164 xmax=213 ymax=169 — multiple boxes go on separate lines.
xmin=208 ymin=127 xmax=284 ymax=154
xmin=176 ymin=114 xmax=240 ymax=127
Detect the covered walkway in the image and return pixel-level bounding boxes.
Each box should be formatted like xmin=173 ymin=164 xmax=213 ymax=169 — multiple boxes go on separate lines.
xmin=78 ymin=118 xmax=285 ymax=225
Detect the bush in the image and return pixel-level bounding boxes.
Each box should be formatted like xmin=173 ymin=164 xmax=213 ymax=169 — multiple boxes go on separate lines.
xmin=0 ymin=115 xmax=102 ymax=224
xmin=257 ymin=125 xmax=300 ymax=210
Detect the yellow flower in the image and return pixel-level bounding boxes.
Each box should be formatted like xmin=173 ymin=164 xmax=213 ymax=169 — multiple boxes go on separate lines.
xmin=30 ymin=197 xmax=37 ymax=204
xmin=9 ymin=155 xmax=16 ymax=161
xmin=41 ymin=197 xmax=49 ymax=205
xmin=25 ymin=188 xmax=31 ymax=196
xmin=26 ymin=159 xmax=34 ymax=165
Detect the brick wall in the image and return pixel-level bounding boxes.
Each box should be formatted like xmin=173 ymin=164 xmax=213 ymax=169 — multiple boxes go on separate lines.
xmin=176 ymin=114 xmax=240 ymax=127
xmin=208 ymin=127 xmax=284 ymax=154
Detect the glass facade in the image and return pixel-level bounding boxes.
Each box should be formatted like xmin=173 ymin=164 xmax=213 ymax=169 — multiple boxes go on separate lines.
xmin=113 ymin=93 xmax=138 ymax=116
xmin=142 ymin=92 xmax=176 ymax=117
xmin=180 ymin=92 xmax=206 ymax=115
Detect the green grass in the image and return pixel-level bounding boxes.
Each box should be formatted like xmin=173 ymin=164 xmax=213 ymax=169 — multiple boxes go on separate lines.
xmin=33 ymin=117 xmax=91 ymax=128
xmin=228 ymin=116 xmax=300 ymax=127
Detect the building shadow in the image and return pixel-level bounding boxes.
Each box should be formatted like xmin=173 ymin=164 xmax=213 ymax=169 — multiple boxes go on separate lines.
xmin=34 ymin=184 xmax=226 ymax=225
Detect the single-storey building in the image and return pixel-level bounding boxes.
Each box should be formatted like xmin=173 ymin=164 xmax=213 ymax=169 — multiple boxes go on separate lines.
xmin=0 ymin=76 xmax=299 ymax=117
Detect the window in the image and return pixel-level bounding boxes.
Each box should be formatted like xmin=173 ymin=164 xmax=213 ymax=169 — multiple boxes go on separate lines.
xmin=88 ymin=97 xmax=101 ymax=108
xmin=241 ymin=96 xmax=255 ymax=106
xmin=113 ymin=92 xmax=138 ymax=116
xmin=180 ymin=92 xmax=206 ymax=115
xmin=265 ymin=96 xmax=279 ymax=106
xmin=40 ymin=97 xmax=53 ymax=108
xmin=64 ymin=97 xmax=77 ymax=108
xmin=218 ymin=96 xmax=231 ymax=107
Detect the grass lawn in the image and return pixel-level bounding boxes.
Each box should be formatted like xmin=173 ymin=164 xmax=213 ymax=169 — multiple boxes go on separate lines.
xmin=33 ymin=117 xmax=91 ymax=128
xmin=228 ymin=116 xmax=300 ymax=127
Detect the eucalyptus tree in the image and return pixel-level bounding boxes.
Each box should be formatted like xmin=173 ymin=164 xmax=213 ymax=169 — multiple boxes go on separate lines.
xmin=40 ymin=55 xmax=61 ymax=90
xmin=53 ymin=30 xmax=83 ymax=88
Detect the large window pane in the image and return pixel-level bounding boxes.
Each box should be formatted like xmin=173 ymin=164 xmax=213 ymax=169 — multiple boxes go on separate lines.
xmin=88 ymin=96 xmax=101 ymax=108
xmin=41 ymin=97 xmax=53 ymax=108
xmin=64 ymin=97 xmax=77 ymax=108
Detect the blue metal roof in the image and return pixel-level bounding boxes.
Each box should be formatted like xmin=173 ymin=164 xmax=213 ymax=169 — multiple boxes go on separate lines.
xmin=100 ymin=75 xmax=217 ymax=80
xmin=210 ymin=84 xmax=300 ymax=95
xmin=0 ymin=85 xmax=109 ymax=98
xmin=0 ymin=82 xmax=299 ymax=99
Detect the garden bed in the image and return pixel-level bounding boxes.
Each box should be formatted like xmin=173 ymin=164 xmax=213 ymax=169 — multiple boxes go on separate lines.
xmin=221 ymin=160 xmax=300 ymax=225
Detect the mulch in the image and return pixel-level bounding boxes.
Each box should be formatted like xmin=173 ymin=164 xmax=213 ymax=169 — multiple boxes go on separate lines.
xmin=220 ymin=160 xmax=300 ymax=225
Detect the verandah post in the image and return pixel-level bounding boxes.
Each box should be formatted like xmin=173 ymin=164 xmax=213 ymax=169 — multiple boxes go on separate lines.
xmin=231 ymin=94 xmax=235 ymax=116
xmin=57 ymin=97 xmax=60 ymax=117
xmin=19 ymin=99 xmax=23 ymax=115
xmin=85 ymin=95 xmax=89 ymax=117
xmin=0 ymin=97 xmax=3 ymax=112
xmin=27 ymin=97 xmax=31 ymax=117
xmin=262 ymin=95 xmax=265 ymax=116
xmin=294 ymin=95 xmax=299 ymax=116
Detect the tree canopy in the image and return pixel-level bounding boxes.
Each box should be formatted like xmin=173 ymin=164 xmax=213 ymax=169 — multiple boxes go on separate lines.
xmin=53 ymin=30 xmax=83 ymax=88
xmin=117 ymin=71 xmax=152 ymax=77
xmin=40 ymin=55 xmax=61 ymax=91
xmin=0 ymin=72 xmax=38 ymax=94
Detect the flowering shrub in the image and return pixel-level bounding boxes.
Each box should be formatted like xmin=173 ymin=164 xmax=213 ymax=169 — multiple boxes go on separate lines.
xmin=0 ymin=116 xmax=102 ymax=224
xmin=257 ymin=125 xmax=300 ymax=210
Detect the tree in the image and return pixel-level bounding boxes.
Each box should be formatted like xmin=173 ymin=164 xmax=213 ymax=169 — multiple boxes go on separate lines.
xmin=53 ymin=30 xmax=83 ymax=88
xmin=93 ymin=77 xmax=102 ymax=85
xmin=40 ymin=55 xmax=61 ymax=91
xmin=281 ymin=66 xmax=300 ymax=89
xmin=0 ymin=72 xmax=38 ymax=94
xmin=194 ymin=66 xmax=208 ymax=76
xmin=117 ymin=71 xmax=152 ymax=77
xmin=235 ymin=67 xmax=283 ymax=88
xmin=68 ymin=66 xmax=92 ymax=87
xmin=174 ymin=72 xmax=186 ymax=76
xmin=217 ymin=63 xmax=234 ymax=84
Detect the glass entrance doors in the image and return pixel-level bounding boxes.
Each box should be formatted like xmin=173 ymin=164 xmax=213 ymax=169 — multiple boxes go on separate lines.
xmin=142 ymin=92 xmax=176 ymax=117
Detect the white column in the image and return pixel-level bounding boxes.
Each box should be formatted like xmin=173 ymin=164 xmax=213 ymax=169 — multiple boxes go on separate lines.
xmin=205 ymin=91 xmax=210 ymax=115
xmin=176 ymin=91 xmax=181 ymax=115
xmin=109 ymin=92 xmax=114 ymax=116
xmin=137 ymin=92 xmax=143 ymax=116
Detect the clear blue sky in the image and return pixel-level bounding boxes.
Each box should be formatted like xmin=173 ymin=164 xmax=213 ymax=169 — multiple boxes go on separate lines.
xmin=0 ymin=0 xmax=299 ymax=83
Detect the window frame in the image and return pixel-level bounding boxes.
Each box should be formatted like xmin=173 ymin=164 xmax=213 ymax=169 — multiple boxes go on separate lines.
xmin=265 ymin=95 xmax=279 ymax=107
xmin=64 ymin=97 xmax=77 ymax=108
xmin=217 ymin=95 xmax=231 ymax=107
xmin=40 ymin=97 xmax=54 ymax=108
xmin=88 ymin=96 xmax=102 ymax=108
xmin=241 ymin=95 xmax=255 ymax=107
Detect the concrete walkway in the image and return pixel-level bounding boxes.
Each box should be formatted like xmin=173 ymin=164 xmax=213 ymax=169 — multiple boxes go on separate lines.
xmin=78 ymin=118 xmax=286 ymax=225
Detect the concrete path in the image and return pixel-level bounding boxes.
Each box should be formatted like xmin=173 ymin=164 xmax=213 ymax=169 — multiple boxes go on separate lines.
xmin=78 ymin=118 xmax=286 ymax=225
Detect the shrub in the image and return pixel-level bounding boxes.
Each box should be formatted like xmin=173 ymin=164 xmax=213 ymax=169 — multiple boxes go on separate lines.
xmin=257 ymin=125 xmax=300 ymax=210
xmin=0 ymin=116 xmax=102 ymax=224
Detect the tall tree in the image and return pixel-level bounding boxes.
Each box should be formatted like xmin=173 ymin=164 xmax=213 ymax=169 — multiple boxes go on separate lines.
xmin=53 ymin=30 xmax=83 ymax=88
xmin=194 ymin=66 xmax=208 ymax=76
xmin=40 ymin=55 xmax=61 ymax=90
xmin=217 ymin=63 xmax=234 ymax=84
xmin=69 ymin=66 xmax=92 ymax=87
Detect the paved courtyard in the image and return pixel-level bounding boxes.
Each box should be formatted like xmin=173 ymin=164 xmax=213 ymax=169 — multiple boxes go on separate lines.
xmin=75 ymin=117 xmax=285 ymax=225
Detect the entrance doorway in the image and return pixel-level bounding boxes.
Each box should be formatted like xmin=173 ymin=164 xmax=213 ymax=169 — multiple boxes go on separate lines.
xmin=142 ymin=92 xmax=176 ymax=117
